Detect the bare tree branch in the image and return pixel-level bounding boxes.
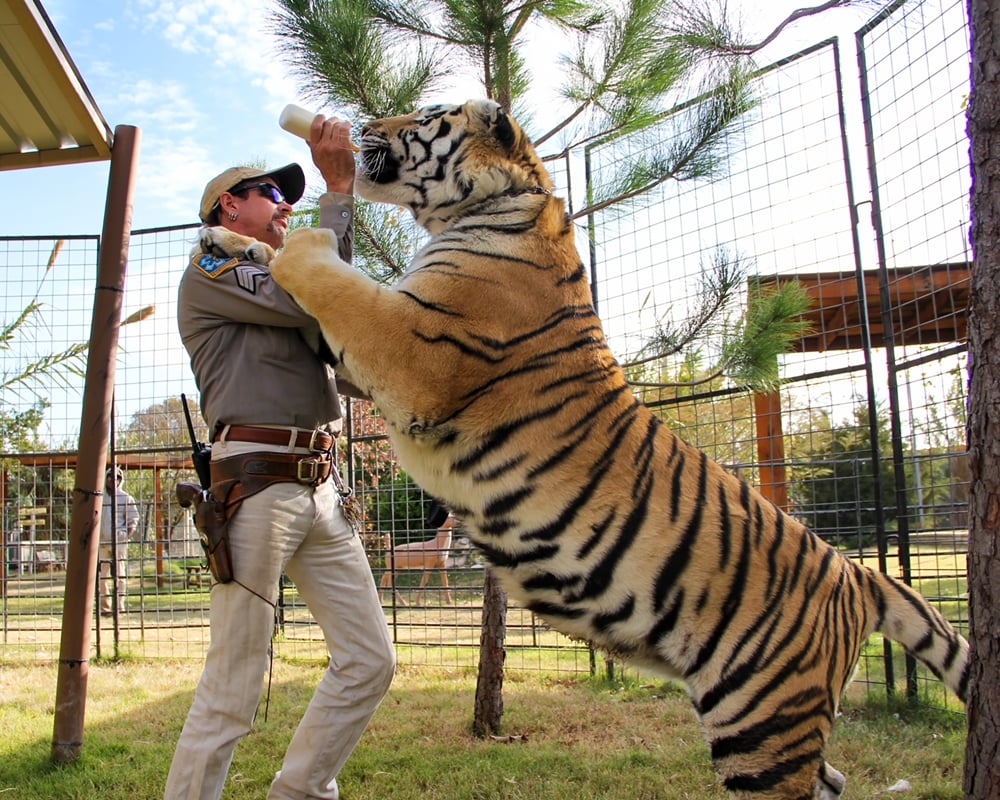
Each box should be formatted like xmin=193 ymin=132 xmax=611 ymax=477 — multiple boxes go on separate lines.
xmin=735 ymin=0 xmax=852 ymax=55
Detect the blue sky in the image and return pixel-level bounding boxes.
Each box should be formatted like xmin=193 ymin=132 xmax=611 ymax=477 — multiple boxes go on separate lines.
xmin=0 ymin=0 xmax=868 ymax=239
xmin=3 ymin=0 xmax=330 ymax=236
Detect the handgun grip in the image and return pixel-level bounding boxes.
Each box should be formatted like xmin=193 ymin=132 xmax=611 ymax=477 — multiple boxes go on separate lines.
xmin=176 ymin=482 xmax=205 ymax=509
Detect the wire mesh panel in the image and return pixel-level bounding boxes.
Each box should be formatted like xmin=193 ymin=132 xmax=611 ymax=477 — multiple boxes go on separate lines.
xmin=581 ymin=39 xmax=902 ymax=693
xmin=0 ymin=219 xmax=597 ymax=673
xmin=583 ymin=38 xmax=880 ymax=526
xmin=580 ymin=0 xmax=970 ymax=706
xmin=0 ymin=226 xmax=215 ymax=661
xmin=587 ymin=41 xmax=859 ymax=369
xmin=584 ymin=41 xmax=885 ymax=505
xmin=2 ymin=236 xmax=97 ymax=658
xmin=858 ymin=0 xmax=971 ymax=706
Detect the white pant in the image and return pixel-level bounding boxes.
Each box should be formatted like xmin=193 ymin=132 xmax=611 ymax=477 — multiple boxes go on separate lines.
xmin=164 ymin=440 xmax=396 ymax=800
xmin=98 ymin=543 xmax=127 ymax=612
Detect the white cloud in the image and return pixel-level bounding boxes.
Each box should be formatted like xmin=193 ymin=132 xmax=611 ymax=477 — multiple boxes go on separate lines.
xmin=135 ymin=135 xmax=217 ymax=223
xmin=138 ymin=0 xmax=308 ymax=110
xmin=113 ymin=79 xmax=204 ymax=133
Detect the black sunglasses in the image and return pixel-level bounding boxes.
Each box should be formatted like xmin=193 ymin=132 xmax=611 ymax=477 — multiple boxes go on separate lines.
xmin=231 ymin=182 xmax=286 ymax=204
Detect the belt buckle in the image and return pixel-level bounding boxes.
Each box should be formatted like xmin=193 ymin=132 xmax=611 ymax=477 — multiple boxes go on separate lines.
xmin=307 ymin=429 xmax=330 ymax=453
xmin=297 ymin=457 xmax=321 ymax=484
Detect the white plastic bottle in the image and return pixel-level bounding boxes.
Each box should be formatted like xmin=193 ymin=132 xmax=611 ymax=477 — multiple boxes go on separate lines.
xmin=279 ymin=104 xmax=359 ymax=151
xmin=279 ymin=104 xmax=316 ymax=140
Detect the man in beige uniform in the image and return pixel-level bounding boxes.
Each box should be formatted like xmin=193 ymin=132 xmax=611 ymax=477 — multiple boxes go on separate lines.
xmin=166 ymin=115 xmax=395 ymax=800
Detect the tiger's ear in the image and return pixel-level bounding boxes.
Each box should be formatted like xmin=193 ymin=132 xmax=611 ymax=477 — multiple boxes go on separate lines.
xmin=491 ymin=107 xmax=517 ymax=151
xmin=469 ymin=99 xmax=517 ymax=152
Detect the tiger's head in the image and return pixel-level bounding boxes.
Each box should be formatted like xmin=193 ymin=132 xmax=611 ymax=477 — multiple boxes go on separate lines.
xmin=356 ymin=99 xmax=555 ymax=234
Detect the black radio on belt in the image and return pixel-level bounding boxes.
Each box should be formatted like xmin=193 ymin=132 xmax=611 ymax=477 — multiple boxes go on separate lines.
xmin=181 ymin=393 xmax=212 ymax=489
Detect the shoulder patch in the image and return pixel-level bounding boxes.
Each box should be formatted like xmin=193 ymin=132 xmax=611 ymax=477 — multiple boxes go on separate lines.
xmin=191 ymin=253 xmax=239 ymax=277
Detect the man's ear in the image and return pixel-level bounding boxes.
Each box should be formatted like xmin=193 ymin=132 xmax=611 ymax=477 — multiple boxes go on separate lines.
xmin=217 ymin=192 xmax=237 ymax=217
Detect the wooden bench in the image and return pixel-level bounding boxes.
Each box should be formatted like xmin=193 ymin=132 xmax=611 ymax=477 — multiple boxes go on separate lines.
xmin=34 ymin=549 xmax=64 ymax=572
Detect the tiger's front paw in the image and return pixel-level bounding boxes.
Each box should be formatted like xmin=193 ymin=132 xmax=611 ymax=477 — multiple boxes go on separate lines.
xmin=196 ymin=226 xmax=275 ymax=265
xmin=270 ymin=227 xmax=342 ymax=290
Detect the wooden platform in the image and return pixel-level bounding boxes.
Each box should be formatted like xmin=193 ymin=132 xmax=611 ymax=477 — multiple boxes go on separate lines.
xmin=755 ymin=262 xmax=970 ymax=353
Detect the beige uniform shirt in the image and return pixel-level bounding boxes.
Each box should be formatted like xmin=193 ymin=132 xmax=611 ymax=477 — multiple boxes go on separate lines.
xmin=100 ymin=486 xmax=140 ymax=544
xmin=177 ymin=193 xmax=354 ymax=435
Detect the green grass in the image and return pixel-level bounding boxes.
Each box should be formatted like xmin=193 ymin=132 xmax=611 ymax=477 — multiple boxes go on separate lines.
xmin=0 ymin=544 xmax=970 ymax=795
xmin=0 ymin=660 xmax=966 ymax=799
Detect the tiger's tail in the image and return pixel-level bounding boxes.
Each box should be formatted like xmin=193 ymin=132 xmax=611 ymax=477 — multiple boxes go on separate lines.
xmin=868 ymin=567 xmax=969 ymax=702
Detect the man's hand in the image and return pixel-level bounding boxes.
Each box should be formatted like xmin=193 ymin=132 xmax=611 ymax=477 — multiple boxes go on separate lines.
xmin=310 ymin=115 xmax=356 ymax=195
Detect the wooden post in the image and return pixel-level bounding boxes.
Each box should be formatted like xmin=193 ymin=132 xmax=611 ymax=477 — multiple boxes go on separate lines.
xmin=154 ymin=466 xmax=164 ymax=589
xmin=1 ymin=467 xmax=6 ymax=601
xmin=753 ymin=389 xmax=789 ymax=511
xmin=51 ymin=124 xmax=140 ymax=764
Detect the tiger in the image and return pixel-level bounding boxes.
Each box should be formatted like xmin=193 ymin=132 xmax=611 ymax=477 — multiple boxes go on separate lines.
xmin=260 ymin=98 xmax=967 ymax=799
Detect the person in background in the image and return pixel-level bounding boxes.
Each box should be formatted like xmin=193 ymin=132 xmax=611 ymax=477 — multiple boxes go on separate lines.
xmin=98 ymin=466 xmax=138 ymax=616
xmin=165 ymin=113 xmax=395 ymax=800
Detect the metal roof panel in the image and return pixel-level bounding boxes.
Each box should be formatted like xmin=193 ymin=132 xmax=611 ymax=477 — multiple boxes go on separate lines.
xmin=0 ymin=0 xmax=113 ymax=171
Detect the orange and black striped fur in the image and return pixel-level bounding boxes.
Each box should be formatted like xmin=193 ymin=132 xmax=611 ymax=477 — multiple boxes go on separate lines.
xmin=268 ymin=99 xmax=968 ymax=799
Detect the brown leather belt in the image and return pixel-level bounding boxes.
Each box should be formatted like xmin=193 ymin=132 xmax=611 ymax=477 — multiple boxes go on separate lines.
xmin=214 ymin=425 xmax=334 ymax=453
xmin=211 ymin=451 xmax=332 ymax=488
xmin=207 ymin=451 xmax=334 ymax=515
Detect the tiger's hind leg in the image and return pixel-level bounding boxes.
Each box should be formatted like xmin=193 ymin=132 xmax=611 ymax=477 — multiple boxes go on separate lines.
xmin=816 ymin=761 xmax=845 ymax=799
xmin=706 ymin=747 xmax=844 ymax=800
xmin=702 ymin=706 xmax=839 ymax=799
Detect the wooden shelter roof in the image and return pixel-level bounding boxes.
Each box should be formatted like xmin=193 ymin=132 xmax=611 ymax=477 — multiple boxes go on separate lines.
xmin=755 ymin=263 xmax=970 ymax=352
xmin=0 ymin=0 xmax=113 ymax=170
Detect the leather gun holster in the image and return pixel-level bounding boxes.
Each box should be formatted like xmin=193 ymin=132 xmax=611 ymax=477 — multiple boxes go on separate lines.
xmin=176 ymin=482 xmax=234 ymax=583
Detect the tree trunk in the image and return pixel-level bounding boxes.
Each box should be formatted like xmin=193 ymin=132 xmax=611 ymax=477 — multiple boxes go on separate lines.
xmin=964 ymin=0 xmax=1000 ymax=795
xmin=473 ymin=567 xmax=507 ymax=737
